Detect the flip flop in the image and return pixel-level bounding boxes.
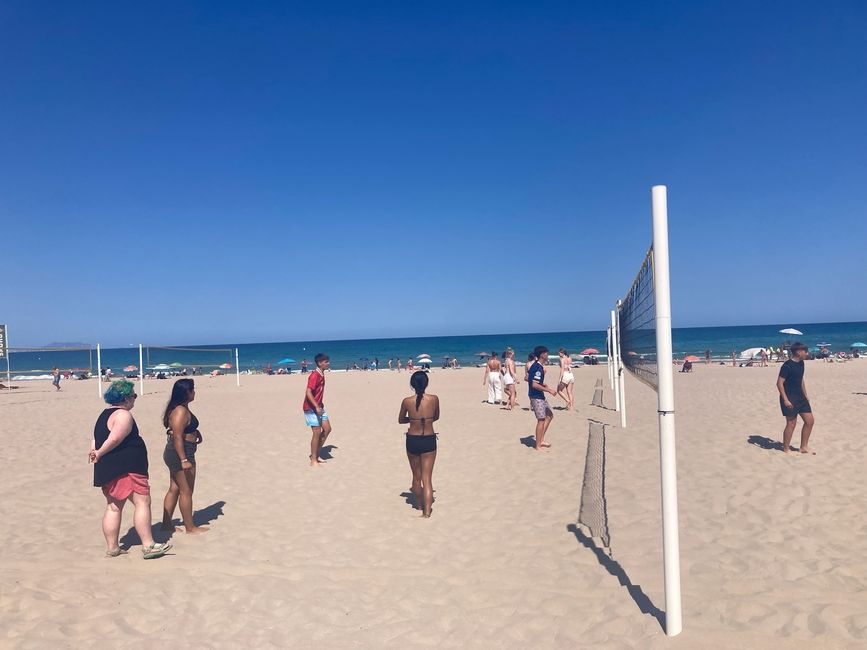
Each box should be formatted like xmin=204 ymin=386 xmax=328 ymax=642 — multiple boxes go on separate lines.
xmin=142 ymin=542 xmax=172 ymax=559
xmin=105 ymin=548 xmax=128 ymax=558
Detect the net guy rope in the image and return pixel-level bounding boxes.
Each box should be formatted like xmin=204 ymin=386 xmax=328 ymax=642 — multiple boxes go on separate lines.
xmin=613 ymin=185 xmax=683 ymax=637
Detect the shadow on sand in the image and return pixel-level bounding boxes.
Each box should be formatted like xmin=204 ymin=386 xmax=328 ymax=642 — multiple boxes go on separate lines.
xmin=319 ymin=444 xmax=338 ymax=460
xmin=120 ymin=500 xmax=227 ymax=546
xmin=747 ymin=435 xmax=784 ymax=452
xmin=519 ymin=435 xmax=537 ymax=449
xmin=566 ymin=524 xmax=665 ymax=631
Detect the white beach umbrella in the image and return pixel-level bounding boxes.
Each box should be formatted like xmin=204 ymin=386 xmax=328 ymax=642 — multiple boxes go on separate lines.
xmin=779 ymin=328 xmax=803 ymax=335
xmin=738 ymin=347 xmax=764 ymax=359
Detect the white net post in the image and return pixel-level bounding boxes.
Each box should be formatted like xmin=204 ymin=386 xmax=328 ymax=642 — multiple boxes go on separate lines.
xmin=610 ymin=311 xmax=620 ymax=411
xmin=607 ymin=325 xmax=614 ymax=390
xmin=615 ymin=301 xmax=626 ymax=428
xmin=235 ymin=348 xmax=240 ymax=387
xmin=5 ymin=325 xmax=11 ymax=385
xmin=652 ymin=185 xmax=683 ymax=636
xmin=96 ymin=344 xmax=103 ymax=397
xmin=139 ymin=344 xmax=145 ymax=396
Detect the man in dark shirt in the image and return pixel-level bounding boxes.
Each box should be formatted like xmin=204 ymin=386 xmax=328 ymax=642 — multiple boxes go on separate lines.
xmin=528 ymin=345 xmax=558 ymax=450
xmin=776 ymin=342 xmax=814 ymax=454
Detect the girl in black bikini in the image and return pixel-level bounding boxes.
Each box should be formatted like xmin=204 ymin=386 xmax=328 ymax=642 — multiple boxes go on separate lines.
xmin=398 ymin=371 xmax=440 ymax=518
xmin=161 ymin=379 xmax=208 ymax=534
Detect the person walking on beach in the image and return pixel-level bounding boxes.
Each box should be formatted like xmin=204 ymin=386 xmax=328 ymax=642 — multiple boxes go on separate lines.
xmin=482 ymin=351 xmax=503 ymax=404
xmin=398 ymin=371 xmax=439 ymax=518
xmin=502 ymin=349 xmax=518 ymax=410
xmin=51 ymin=366 xmax=61 ymax=391
xmin=89 ymin=380 xmax=172 ymax=559
xmin=303 ymin=353 xmax=332 ymax=467
xmin=556 ymin=348 xmax=575 ymax=410
xmin=528 ymin=346 xmax=558 ymax=450
xmin=704 ymin=349 xmax=711 ymax=365
xmin=777 ymin=342 xmax=815 ymax=454
xmin=301 ymin=359 xmax=308 ymax=373
xmin=396 ymin=357 xmax=402 ymax=373
xmin=161 ymin=379 xmax=208 ymax=534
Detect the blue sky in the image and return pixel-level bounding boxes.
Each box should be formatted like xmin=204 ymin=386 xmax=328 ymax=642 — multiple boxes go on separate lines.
xmin=2 ymin=1 xmax=865 ymax=346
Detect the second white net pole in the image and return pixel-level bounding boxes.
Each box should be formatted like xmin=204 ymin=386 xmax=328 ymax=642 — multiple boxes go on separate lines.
xmin=651 ymin=184 xmax=683 ymax=636
xmin=615 ymin=301 xmax=626 ymax=428
xmin=139 ymin=344 xmax=145 ymax=396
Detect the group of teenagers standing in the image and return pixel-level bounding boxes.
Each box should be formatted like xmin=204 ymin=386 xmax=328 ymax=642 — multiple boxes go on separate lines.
xmin=88 ymin=344 xmax=571 ymax=556
xmin=482 ymin=347 xmax=576 ymax=410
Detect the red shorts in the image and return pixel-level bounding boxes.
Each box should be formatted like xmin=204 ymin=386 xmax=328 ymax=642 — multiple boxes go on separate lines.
xmin=102 ymin=473 xmax=150 ymax=500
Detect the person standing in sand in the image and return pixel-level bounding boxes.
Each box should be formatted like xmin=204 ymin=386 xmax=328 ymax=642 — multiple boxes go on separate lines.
xmin=303 ymin=353 xmax=332 ymax=467
xmin=51 ymin=366 xmax=61 ymax=391
xmin=396 ymin=357 xmax=402 ymax=373
xmin=502 ymin=349 xmax=518 ymax=410
xmin=777 ymin=342 xmax=815 ymax=454
xmin=482 ymin=351 xmax=503 ymax=404
xmin=528 ymin=346 xmax=558 ymax=450
xmin=523 ymin=352 xmax=536 ymax=383
xmin=161 ymin=379 xmax=208 ymax=534
xmin=704 ymin=348 xmax=711 ymax=365
xmin=89 ymin=380 xmax=172 ymax=559
xmin=556 ymin=348 xmax=575 ymax=410
xmin=398 ymin=371 xmax=439 ymax=518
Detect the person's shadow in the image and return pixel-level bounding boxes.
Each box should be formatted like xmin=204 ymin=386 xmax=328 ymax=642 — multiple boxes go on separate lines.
xmin=747 ymin=435 xmax=784 ymax=451
xmin=120 ymin=500 xmax=227 ymax=545
xmin=566 ymin=524 xmax=665 ymax=631
xmin=519 ymin=436 xmax=536 ymax=449
xmin=319 ymin=444 xmax=338 ymax=460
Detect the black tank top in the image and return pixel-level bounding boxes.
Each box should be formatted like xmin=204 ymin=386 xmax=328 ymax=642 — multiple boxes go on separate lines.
xmin=93 ymin=407 xmax=149 ymax=487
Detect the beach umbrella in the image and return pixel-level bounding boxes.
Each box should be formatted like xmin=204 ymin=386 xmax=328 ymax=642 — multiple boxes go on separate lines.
xmin=219 ymin=363 xmax=232 ymax=369
xmin=476 ymin=352 xmax=489 ymax=357
xmin=123 ymin=365 xmax=138 ymax=372
xmin=684 ymin=355 xmax=700 ymax=362
xmin=580 ymin=348 xmax=599 ymax=355
xmin=151 ymin=364 xmax=172 ymax=371
xmin=816 ymin=342 xmax=831 ymax=347
xmin=169 ymin=362 xmax=183 ymax=368
xmin=851 ymin=342 xmax=867 ymax=348
xmin=277 ymin=358 xmax=295 ymax=364
xmin=739 ymin=347 xmax=764 ymax=359
xmin=779 ymin=328 xmax=803 ymax=335
xmin=417 ymin=353 xmax=431 ymax=359
xmin=442 ymin=355 xmax=451 ymax=359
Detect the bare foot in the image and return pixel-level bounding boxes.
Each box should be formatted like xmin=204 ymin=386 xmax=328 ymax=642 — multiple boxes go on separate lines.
xmin=799 ymin=447 xmax=816 ymax=455
xmin=185 ymin=526 xmax=209 ymax=535
xmin=540 ymin=442 xmax=552 ymax=448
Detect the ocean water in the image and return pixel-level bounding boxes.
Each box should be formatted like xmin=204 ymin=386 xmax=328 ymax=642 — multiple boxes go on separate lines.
xmin=4 ymin=321 xmax=866 ymax=380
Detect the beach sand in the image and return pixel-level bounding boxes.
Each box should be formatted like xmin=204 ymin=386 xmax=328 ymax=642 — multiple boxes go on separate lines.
xmin=1 ymin=360 xmax=866 ymax=649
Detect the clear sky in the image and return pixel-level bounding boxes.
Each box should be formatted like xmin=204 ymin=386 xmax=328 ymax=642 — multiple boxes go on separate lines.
xmin=2 ymin=1 xmax=865 ymax=346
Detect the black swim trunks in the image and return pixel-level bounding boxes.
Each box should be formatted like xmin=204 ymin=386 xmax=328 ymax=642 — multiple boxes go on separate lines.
xmin=405 ymin=434 xmax=437 ymax=456
xmin=780 ymin=397 xmax=811 ymax=418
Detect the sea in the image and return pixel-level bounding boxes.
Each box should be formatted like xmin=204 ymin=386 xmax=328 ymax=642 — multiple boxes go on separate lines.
xmin=4 ymin=321 xmax=866 ymax=380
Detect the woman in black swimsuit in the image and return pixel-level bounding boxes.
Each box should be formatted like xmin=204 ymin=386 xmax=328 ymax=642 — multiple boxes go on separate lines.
xmin=161 ymin=379 xmax=208 ymax=534
xmin=398 ymin=371 xmax=440 ymax=518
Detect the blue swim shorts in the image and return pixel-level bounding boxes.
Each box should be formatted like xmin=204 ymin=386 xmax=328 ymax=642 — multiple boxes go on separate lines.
xmin=303 ymin=409 xmax=329 ymax=428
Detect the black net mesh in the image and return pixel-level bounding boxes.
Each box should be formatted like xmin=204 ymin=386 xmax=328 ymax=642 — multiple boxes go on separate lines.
xmin=578 ymin=420 xmax=610 ymax=548
xmin=618 ymin=248 xmax=657 ymax=390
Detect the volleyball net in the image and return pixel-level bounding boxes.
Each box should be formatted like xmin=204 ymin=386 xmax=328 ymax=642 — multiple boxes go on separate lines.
xmin=610 ymin=185 xmax=682 ymax=636
xmin=3 ymin=345 xmax=94 ymax=382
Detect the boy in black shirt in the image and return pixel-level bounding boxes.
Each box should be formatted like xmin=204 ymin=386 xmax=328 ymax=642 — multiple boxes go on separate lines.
xmin=776 ymin=342 xmax=814 ymax=454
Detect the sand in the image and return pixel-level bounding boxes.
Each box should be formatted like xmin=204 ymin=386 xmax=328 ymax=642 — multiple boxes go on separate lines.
xmin=1 ymin=359 xmax=866 ymax=649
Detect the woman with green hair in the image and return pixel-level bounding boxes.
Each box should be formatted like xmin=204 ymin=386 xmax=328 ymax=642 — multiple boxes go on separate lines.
xmin=90 ymin=380 xmax=172 ymax=559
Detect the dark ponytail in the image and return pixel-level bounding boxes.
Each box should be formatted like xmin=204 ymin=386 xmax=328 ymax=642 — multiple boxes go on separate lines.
xmin=410 ymin=371 xmax=428 ymax=409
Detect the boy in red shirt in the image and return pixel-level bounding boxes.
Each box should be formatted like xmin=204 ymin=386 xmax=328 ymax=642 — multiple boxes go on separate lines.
xmin=303 ymin=353 xmax=332 ymax=466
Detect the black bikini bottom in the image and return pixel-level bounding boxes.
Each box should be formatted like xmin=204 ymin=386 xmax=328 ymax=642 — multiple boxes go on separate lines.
xmin=405 ymin=434 xmax=437 ymax=456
